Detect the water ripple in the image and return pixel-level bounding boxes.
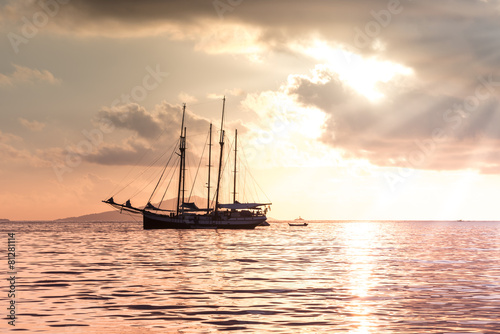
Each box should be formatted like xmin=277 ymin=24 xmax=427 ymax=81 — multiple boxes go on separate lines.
xmin=1 ymin=221 xmax=500 ymax=333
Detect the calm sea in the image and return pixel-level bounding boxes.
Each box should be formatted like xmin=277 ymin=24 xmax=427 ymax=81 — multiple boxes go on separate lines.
xmin=1 ymin=221 xmax=500 ymax=333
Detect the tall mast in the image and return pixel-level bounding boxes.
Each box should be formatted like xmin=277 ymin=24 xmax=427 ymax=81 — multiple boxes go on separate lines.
xmin=214 ymin=97 xmax=226 ymax=214
xmin=233 ymin=129 xmax=237 ymax=203
xmin=182 ymin=127 xmax=186 ymax=213
xmin=207 ymin=123 xmax=212 ymax=214
xmin=176 ymin=104 xmax=186 ymax=215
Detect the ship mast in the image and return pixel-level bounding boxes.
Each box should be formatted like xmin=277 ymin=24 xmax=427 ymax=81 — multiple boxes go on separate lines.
xmin=214 ymin=97 xmax=225 ymax=214
xmin=233 ymin=129 xmax=237 ymax=203
xmin=207 ymin=123 xmax=212 ymax=214
xmin=176 ymin=104 xmax=186 ymax=215
xmin=182 ymin=127 xmax=186 ymax=213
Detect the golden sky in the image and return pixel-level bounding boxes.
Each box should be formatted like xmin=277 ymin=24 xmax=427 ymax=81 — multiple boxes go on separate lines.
xmin=1 ymin=0 xmax=500 ymax=220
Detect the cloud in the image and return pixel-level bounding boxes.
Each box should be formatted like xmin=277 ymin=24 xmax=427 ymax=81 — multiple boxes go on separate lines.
xmin=0 ymin=131 xmax=53 ymax=168
xmin=238 ymin=89 xmax=341 ymax=169
xmin=0 ymin=130 xmax=22 ymax=143
xmin=0 ymin=143 xmax=30 ymax=162
xmin=97 ymin=103 xmax=165 ymax=139
xmin=84 ymin=137 xmax=155 ymax=166
xmin=2 ymin=0 xmax=266 ymax=61
xmin=19 ymin=118 xmax=46 ymax=131
xmin=97 ymin=102 xmax=209 ymax=138
xmin=285 ymin=65 xmax=352 ymax=109
xmin=280 ymin=63 xmax=500 ymax=173
xmin=0 ymin=64 xmax=61 ymax=87
xmin=4 ymin=0 xmax=500 ymax=173
xmin=83 ymin=102 xmax=211 ymax=166
xmin=207 ymin=88 xmax=247 ymax=100
xmin=4 ymin=1 xmax=500 ymax=81
xmin=4 ymin=0 xmax=500 ymax=91
xmin=178 ymin=92 xmax=197 ymax=103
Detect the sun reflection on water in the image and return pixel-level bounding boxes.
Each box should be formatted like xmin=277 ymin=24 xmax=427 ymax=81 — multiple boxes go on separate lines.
xmin=3 ymin=221 xmax=500 ymax=333
xmin=341 ymin=222 xmax=381 ymax=333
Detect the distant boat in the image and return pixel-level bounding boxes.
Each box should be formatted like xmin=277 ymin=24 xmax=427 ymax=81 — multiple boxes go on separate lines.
xmin=103 ymin=98 xmax=271 ymax=229
xmin=289 ymin=217 xmax=308 ymax=226
xmin=289 ymin=216 xmax=307 ymax=226
xmin=289 ymin=222 xmax=308 ymax=226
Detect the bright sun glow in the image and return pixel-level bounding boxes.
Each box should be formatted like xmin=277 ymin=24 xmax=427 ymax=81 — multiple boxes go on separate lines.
xmin=242 ymin=91 xmax=343 ymax=169
xmin=296 ymin=40 xmax=413 ymax=101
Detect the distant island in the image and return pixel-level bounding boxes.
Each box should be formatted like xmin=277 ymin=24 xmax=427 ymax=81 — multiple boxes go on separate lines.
xmin=0 ymin=219 xmax=10 ymax=222
xmin=55 ymin=211 xmax=136 ymax=222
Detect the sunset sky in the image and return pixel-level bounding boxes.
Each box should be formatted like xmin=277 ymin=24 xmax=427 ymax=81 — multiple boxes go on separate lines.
xmin=2 ymin=0 xmax=500 ymax=221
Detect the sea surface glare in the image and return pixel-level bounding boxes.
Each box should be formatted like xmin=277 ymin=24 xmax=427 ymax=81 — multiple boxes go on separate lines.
xmin=1 ymin=221 xmax=500 ymax=333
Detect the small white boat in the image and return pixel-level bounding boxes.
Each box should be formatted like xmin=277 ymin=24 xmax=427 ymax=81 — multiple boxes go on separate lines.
xmin=289 ymin=219 xmax=308 ymax=226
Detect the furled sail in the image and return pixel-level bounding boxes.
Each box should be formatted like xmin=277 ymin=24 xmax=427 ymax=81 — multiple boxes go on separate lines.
xmin=218 ymin=202 xmax=271 ymax=210
xmin=180 ymin=202 xmax=210 ymax=212
xmin=145 ymin=202 xmax=173 ymax=212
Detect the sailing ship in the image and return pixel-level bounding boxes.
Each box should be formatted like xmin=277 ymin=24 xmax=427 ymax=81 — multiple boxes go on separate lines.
xmin=103 ymin=98 xmax=271 ymax=229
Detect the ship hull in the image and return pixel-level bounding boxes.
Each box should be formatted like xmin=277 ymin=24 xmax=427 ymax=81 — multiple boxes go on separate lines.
xmin=143 ymin=211 xmax=267 ymax=229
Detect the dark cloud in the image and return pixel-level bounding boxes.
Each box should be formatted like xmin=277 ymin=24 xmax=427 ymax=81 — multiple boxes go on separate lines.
xmin=84 ymin=102 xmax=211 ymax=166
xmin=286 ymin=71 xmax=351 ymax=110
xmin=64 ymin=0 xmax=214 ymax=22
xmin=84 ymin=137 xmax=154 ymax=166
xmin=97 ymin=103 xmax=164 ymax=139
xmin=4 ymin=0 xmax=499 ymax=91
xmin=96 ymin=102 xmax=209 ymax=139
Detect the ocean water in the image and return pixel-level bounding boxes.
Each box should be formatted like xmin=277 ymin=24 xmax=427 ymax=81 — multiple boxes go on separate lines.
xmin=1 ymin=220 xmax=500 ymax=333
